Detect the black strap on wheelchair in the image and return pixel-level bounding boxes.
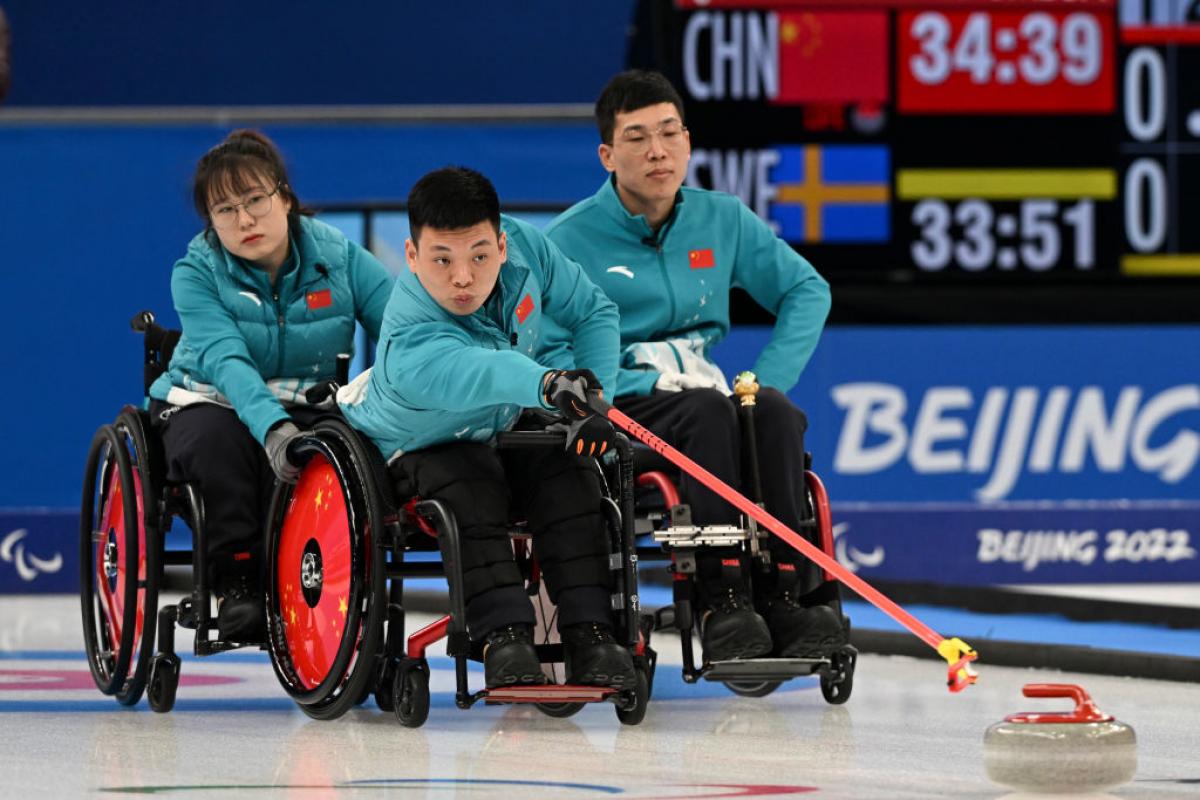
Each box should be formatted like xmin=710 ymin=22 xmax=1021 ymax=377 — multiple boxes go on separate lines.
xmin=131 ymin=310 xmax=181 ymax=396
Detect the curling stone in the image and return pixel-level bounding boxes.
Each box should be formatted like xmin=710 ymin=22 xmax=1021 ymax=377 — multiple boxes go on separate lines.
xmin=984 ymin=683 xmax=1136 ymax=794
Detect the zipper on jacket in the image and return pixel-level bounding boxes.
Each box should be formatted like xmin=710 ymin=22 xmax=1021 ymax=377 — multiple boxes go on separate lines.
xmin=273 ymin=291 xmax=285 ymax=375
xmin=644 ymin=213 xmax=679 ymax=330
xmin=655 ymin=247 xmax=678 ymax=328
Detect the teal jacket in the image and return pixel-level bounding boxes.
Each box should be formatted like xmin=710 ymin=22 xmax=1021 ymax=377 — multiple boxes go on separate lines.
xmin=150 ymin=216 xmax=393 ymax=444
xmin=543 ymin=178 xmax=831 ymax=398
xmin=338 ymin=215 xmax=619 ymax=461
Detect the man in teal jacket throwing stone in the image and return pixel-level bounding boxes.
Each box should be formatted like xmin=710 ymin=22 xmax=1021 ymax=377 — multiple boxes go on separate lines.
xmin=542 ymin=71 xmax=848 ymax=665
xmin=340 ymin=167 xmax=636 ymax=689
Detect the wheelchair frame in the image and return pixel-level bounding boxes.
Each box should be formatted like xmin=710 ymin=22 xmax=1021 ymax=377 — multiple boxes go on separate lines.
xmin=81 ymin=312 xmax=268 ymax=712
xmin=262 ymin=416 xmax=655 ymax=727
xmin=628 ymin=380 xmax=857 ymax=705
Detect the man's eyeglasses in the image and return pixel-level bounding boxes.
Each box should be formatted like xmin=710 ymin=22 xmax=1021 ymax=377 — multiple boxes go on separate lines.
xmin=616 ymin=122 xmax=688 ymax=156
xmin=210 ymin=185 xmax=281 ymax=229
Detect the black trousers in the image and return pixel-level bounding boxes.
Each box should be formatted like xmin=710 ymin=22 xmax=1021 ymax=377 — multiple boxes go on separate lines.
xmin=617 ymin=387 xmax=826 ymax=596
xmin=155 ymin=401 xmax=332 ymax=584
xmin=391 ymin=441 xmax=613 ymax=639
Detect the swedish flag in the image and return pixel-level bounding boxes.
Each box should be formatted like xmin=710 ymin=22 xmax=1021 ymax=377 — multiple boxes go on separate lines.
xmin=768 ymin=145 xmax=890 ymax=244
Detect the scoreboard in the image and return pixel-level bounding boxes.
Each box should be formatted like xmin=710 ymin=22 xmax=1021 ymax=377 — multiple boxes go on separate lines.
xmin=640 ymin=0 xmax=1200 ymax=284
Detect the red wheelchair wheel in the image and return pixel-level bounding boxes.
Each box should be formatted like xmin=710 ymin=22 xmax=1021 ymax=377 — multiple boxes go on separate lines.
xmin=277 ymin=454 xmax=356 ymax=690
xmin=80 ymin=416 xmax=159 ymax=705
xmin=266 ymin=420 xmax=384 ymax=720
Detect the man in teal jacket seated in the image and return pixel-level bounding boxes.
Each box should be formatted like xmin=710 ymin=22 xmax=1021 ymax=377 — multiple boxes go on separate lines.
xmin=542 ymin=71 xmax=847 ymax=664
xmin=340 ymin=167 xmax=636 ymax=689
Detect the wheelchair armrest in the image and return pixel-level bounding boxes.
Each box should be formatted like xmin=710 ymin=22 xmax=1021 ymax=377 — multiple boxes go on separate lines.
xmin=497 ymin=406 xmax=571 ymax=449
xmin=305 ymin=381 xmax=337 ymax=405
xmin=495 ymin=429 xmax=567 ymax=449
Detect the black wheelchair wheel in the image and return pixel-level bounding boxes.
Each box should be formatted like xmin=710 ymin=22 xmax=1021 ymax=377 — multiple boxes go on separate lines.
xmin=393 ymin=661 xmax=430 ymax=728
xmin=615 ymin=667 xmax=650 ymax=726
xmin=820 ymin=647 xmax=856 ymax=705
xmin=352 ymin=656 xmax=384 ymax=707
xmin=535 ymin=701 xmax=585 ymax=718
xmin=265 ymin=418 xmax=385 ymax=721
xmin=112 ymin=409 xmax=162 ymax=705
xmin=147 ymin=653 xmax=180 ymax=713
xmin=80 ymin=419 xmax=159 ymax=704
xmin=724 ymin=680 xmax=783 ymax=698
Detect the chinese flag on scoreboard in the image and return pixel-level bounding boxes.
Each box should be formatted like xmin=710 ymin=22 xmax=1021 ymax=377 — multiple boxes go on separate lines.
xmin=773 ymin=11 xmax=888 ymax=106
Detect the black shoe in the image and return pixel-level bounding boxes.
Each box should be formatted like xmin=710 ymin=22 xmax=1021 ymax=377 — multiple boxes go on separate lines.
xmin=700 ymin=586 xmax=773 ymax=663
xmin=215 ymin=574 xmax=265 ymax=643
xmin=482 ymin=624 xmax=547 ymax=688
xmin=765 ymin=594 xmax=849 ymax=658
xmin=561 ymin=622 xmax=637 ymax=688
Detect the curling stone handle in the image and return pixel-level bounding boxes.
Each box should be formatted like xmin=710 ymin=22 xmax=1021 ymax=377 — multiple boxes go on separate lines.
xmin=1023 ymin=683 xmax=1089 ymax=701
xmin=1008 ymin=683 xmax=1112 ymax=723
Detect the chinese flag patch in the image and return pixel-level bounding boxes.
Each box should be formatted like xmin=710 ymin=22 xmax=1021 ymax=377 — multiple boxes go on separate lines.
xmin=515 ymin=293 xmax=535 ymax=324
xmin=306 ymin=289 xmax=332 ymax=310
xmin=688 ymin=249 xmax=715 ymax=269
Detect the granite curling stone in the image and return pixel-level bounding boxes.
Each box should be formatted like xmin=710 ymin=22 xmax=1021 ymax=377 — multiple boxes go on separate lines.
xmin=984 ymin=683 xmax=1136 ymax=794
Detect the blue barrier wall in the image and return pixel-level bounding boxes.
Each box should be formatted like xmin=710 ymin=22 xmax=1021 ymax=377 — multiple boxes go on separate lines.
xmin=10 ymin=324 xmax=1197 ymax=594
xmin=706 ymin=326 xmax=1200 ymax=587
xmin=0 ymin=1 xmax=637 ymax=105
xmin=711 ymin=326 xmax=1200 ymax=503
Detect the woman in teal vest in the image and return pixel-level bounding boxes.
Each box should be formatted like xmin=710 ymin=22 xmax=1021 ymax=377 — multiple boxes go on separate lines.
xmin=150 ymin=130 xmax=392 ymax=641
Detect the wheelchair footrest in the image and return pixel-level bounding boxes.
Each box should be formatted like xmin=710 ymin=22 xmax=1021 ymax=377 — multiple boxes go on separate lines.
xmin=701 ymin=657 xmax=824 ymax=682
xmin=653 ymin=525 xmax=747 ymax=547
xmin=482 ymin=684 xmax=619 ymax=704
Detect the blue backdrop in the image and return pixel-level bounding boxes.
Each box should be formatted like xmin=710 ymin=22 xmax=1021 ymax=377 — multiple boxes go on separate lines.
xmin=0 ymin=123 xmax=605 ymax=509
xmin=0 ymin=1 xmax=637 ymax=105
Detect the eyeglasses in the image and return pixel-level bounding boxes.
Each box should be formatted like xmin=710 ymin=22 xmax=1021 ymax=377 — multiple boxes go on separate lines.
xmin=209 ymin=184 xmax=281 ymax=229
xmin=615 ymin=122 xmax=688 ymax=156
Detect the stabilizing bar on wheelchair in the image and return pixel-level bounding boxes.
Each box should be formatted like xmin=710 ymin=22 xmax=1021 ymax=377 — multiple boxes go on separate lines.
xmin=589 ymin=394 xmax=979 ymax=693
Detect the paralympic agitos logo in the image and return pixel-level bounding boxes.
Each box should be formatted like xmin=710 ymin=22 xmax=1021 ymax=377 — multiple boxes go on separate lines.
xmin=1 ymin=528 xmax=63 ymax=582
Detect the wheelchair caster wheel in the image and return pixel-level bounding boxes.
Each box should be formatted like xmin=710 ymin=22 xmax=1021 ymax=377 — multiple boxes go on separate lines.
xmin=393 ymin=661 xmax=430 ymax=728
xmin=147 ymin=654 xmax=181 ymax=713
xmin=724 ymin=680 xmax=782 ymax=698
xmin=820 ymin=647 xmax=856 ymax=705
xmin=615 ymin=667 xmax=650 ymax=726
xmin=536 ymin=701 xmax=585 ymax=718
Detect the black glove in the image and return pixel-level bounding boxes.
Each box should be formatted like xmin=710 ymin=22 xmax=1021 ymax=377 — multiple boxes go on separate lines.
xmin=543 ymin=369 xmax=612 ymax=456
xmin=551 ymin=414 xmax=616 ymax=458
xmin=543 ymin=368 xmax=602 ymax=419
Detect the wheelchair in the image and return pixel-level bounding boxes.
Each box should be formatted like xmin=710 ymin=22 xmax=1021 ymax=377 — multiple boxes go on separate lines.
xmin=261 ymin=405 xmax=655 ymax=727
xmin=631 ymin=373 xmax=856 ymax=704
xmin=81 ymin=311 xmax=260 ymax=712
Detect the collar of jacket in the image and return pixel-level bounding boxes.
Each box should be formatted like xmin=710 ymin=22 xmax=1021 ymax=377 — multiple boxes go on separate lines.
xmin=595 ymin=174 xmax=686 ymax=242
